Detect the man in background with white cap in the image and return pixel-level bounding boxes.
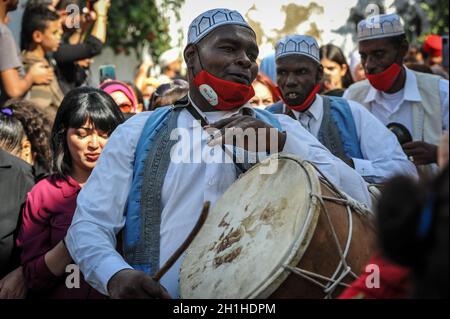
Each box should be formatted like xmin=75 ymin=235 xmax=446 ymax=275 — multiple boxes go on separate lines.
xmin=267 ymin=35 xmax=417 ymax=183
xmin=157 ymin=48 xmax=183 ymax=84
xmin=344 ymin=13 xmax=449 ymax=177
xmin=65 ymin=8 xmax=372 ymax=299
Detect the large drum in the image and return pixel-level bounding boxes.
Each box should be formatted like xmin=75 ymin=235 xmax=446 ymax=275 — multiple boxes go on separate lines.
xmin=180 ymin=155 xmax=376 ymax=299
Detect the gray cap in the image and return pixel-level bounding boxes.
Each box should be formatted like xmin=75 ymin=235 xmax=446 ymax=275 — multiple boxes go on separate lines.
xmin=187 ymin=8 xmax=255 ymax=45
xmin=275 ymin=35 xmax=320 ymax=64
xmin=357 ymin=13 xmax=405 ymax=42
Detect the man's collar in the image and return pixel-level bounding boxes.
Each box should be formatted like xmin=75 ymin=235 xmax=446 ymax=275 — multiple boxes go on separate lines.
xmin=307 ymin=95 xmax=322 ymax=120
xmin=402 ymin=67 xmax=422 ymax=102
xmin=364 ymin=66 xmax=422 ymax=103
xmin=291 ymin=94 xmax=322 ymax=120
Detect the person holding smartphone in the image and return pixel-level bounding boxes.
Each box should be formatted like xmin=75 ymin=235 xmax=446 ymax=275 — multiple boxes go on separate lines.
xmin=51 ymin=0 xmax=111 ymax=93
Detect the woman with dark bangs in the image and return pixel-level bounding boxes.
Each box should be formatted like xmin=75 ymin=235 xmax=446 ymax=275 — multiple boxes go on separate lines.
xmin=320 ymin=44 xmax=354 ymax=96
xmin=16 ymin=87 xmax=124 ymax=298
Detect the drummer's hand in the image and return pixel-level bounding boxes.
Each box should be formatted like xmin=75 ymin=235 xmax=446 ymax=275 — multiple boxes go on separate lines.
xmin=402 ymin=141 xmax=438 ymax=165
xmin=207 ymin=115 xmax=287 ymax=153
xmin=107 ymin=269 xmax=172 ymax=299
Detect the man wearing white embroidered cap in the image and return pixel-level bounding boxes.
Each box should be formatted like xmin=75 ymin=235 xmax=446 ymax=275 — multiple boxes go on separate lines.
xmin=344 ymin=13 xmax=449 ymax=177
xmin=65 ymin=8 xmax=373 ymax=299
xmin=267 ymin=35 xmax=417 ymax=183
xmin=157 ymin=48 xmax=182 ymax=84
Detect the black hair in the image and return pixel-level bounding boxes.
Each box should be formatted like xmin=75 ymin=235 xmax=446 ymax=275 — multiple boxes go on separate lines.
xmin=21 ymin=4 xmax=60 ymax=51
xmin=377 ymin=165 xmax=449 ymax=298
xmin=4 ymin=99 xmax=52 ymax=173
xmin=0 ymin=110 xmax=26 ymax=156
xmin=51 ymin=87 xmax=124 ymax=180
xmin=320 ymin=44 xmax=354 ymax=88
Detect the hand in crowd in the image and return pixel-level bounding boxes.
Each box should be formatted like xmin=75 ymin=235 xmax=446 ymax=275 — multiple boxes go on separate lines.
xmin=0 ymin=267 xmax=27 ymax=299
xmin=402 ymin=141 xmax=438 ymax=165
xmin=80 ymin=8 xmax=97 ymax=33
xmin=77 ymin=58 xmax=94 ymax=69
xmin=107 ymin=269 xmax=172 ymax=299
xmin=93 ymin=0 xmax=111 ymax=17
xmin=29 ymin=62 xmax=54 ymax=85
xmin=207 ymin=115 xmax=287 ymax=153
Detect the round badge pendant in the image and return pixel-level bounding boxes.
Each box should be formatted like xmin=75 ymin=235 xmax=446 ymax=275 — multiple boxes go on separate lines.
xmin=199 ymin=84 xmax=219 ymax=106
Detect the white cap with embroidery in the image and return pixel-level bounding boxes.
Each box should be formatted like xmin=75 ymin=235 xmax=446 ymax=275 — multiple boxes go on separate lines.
xmin=275 ymin=35 xmax=320 ymax=64
xmin=357 ymin=13 xmax=405 ymax=42
xmin=187 ymin=8 xmax=255 ymax=45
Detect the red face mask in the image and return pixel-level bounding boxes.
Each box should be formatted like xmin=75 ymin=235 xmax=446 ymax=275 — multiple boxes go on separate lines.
xmin=275 ymin=84 xmax=321 ymax=112
xmin=366 ymin=63 xmax=402 ymax=92
xmin=194 ymin=70 xmax=255 ymax=111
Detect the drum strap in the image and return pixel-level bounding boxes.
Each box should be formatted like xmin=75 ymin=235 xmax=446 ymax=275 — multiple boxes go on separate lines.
xmin=186 ymin=101 xmax=247 ymax=174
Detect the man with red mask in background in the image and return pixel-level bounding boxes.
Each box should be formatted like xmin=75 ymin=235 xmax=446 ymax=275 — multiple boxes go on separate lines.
xmin=65 ymin=8 xmax=372 ymax=299
xmin=267 ymin=34 xmax=417 ymax=184
xmin=344 ymin=13 xmax=449 ymax=178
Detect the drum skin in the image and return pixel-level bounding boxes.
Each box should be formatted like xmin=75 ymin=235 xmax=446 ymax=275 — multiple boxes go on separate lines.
xmin=180 ymin=155 xmax=377 ymax=299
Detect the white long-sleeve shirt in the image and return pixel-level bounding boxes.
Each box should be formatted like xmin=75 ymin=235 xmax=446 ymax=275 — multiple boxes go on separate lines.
xmin=291 ymin=95 xmax=418 ymax=183
xmin=65 ymin=104 xmax=371 ymax=298
xmin=343 ymin=67 xmax=449 ymax=134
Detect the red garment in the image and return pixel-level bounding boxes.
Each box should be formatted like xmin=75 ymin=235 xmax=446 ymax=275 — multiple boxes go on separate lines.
xmin=338 ymin=254 xmax=412 ymax=299
xmin=16 ymin=175 xmax=105 ymax=299
xmin=423 ymin=34 xmax=443 ymax=58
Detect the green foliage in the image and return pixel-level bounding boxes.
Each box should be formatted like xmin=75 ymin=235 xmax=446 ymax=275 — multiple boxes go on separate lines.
xmin=420 ymin=0 xmax=449 ymax=37
xmin=106 ymin=0 xmax=184 ymax=60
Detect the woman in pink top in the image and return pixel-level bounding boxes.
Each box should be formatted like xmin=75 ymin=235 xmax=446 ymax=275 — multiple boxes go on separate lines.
xmin=17 ymin=87 xmax=124 ymax=298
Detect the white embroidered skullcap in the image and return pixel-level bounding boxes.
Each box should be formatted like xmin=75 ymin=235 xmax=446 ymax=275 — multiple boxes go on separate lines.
xmin=187 ymin=8 xmax=255 ymax=45
xmin=158 ymin=48 xmax=181 ymax=69
xmin=275 ymin=35 xmax=320 ymax=64
xmin=357 ymin=13 xmax=405 ymax=42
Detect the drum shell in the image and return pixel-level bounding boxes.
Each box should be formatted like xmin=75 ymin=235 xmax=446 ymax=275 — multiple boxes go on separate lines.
xmin=269 ymin=181 xmax=377 ymax=299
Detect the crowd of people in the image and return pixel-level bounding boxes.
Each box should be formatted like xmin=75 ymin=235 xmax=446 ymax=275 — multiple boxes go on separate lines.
xmin=0 ymin=1 xmax=448 ymax=300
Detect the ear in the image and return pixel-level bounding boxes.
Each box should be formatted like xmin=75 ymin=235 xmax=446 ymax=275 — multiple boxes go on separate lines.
xmin=32 ymin=30 xmax=43 ymax=44
xmin=399 ymin=39 xmax=410 ymax=61
xmin=184 ymin=44 xmax=197 ymax=70
xmin=340 ymin=64 xmax=348 ymax=77
xmin=20 ymin=138 xmax=34 ymax=165
xmin=316 ymin=64 xmax=324 ymax=84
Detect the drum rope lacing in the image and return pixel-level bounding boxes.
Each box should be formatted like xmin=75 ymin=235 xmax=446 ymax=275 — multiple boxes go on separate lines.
xmin=283 ymin=161 xmax=372 ymax=299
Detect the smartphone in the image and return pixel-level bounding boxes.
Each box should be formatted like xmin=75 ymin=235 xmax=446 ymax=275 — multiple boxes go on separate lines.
xmin=442 ymin=35 xmax=449 ymax=69
xmin=99 ymin=64 xmax=116 ymax=83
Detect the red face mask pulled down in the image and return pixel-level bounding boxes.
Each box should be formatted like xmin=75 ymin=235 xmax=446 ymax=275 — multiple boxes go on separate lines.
xmin=275 ymin=84 xmax=321 ymax=112
xmin=194 ymin=70 xmax=255 ymax=111
xmin=366 ymin=63 xmax=402 ymax=92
